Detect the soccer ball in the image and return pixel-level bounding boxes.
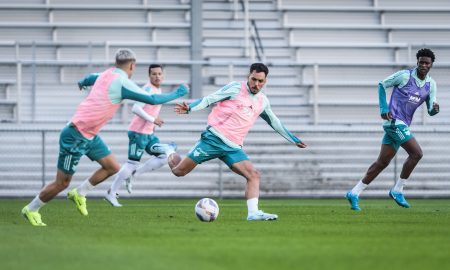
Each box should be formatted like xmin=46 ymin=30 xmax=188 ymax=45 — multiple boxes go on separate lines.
xmin=195 ymin=198 xmax=219 ymax=222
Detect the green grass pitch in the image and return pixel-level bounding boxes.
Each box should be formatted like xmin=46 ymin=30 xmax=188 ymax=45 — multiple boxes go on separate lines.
xmin=1 ymin=199 xmax=450 ymax=270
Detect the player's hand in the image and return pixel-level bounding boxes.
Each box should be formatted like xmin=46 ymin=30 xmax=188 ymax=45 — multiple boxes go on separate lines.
xmin=174 ymin=102 xmax=190 ymax=114
xmin=78 ymin=82 xmax=86 ymax=91
xmin=296 ymin=142 xmax=307 ymax=148
xmin=381 ymin=112 xmax=392 ymax=120
xmin=154 ymin=117 xmax=164 ymax=127
xmin=176 ymin=84 xmax=190 ymax=97
xmin=433 ymin=102 xmax=440 ymax=113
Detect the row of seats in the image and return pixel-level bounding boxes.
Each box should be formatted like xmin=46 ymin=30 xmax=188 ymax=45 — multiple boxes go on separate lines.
xmin=1 ymin=0 xmax=450 ymax=198
xmin=1 ymin=0 xmax=450 ymax=126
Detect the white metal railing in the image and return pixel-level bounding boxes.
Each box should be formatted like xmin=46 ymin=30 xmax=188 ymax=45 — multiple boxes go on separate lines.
xmin=4 ymin=58 xmax=450 ymax=124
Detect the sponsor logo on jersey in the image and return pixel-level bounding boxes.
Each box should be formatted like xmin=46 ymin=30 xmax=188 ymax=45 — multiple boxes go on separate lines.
xmin=193 ymin=147 xmax=209 ymax=157
xmin=408 ymin=95 xmax=421 ymax=103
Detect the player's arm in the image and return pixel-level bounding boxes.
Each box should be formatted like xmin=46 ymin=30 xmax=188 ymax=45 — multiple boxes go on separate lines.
xmin=77 ymin=73 xmax=100 ymax=90
xmin=426 ymin=80 xmax=439 ymax=116
xmin=175 ymin=81 xmax=240 ymax=114
xmin=259 ymin=97 xmax=306 ymax=148
xmin=131 ymin=103 xmax=155 ymax=122
xmin=121 ymin=80 xmax=189 ymax=105
xmin=379 ymin=70 xmax=409 ymax=120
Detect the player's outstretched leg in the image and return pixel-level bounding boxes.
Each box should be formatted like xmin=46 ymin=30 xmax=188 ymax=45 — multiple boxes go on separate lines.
xmin=345 ymin=191 xmax=361 ymax=211
xmin=389 ymin=189 xmax=410 ymax=208
xmin=67 ymin=188 xmax=88 ymax=216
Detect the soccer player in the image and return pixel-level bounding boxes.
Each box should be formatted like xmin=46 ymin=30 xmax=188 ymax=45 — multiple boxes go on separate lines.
xmin=346 ymin=48 xmax=439 ymax=211
xmin=168 ymin=63 xmax=307 ymax=221
xmin=21 ymin=49 xmax=188 ymax=226
xmin=105 ymin=64 xmax=177 ymax=207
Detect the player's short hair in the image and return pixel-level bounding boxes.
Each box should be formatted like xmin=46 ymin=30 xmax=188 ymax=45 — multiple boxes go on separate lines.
xmin=416 ymin=48 xmax=435 ymax=63
xmin=149 ymin=64 xmax=163 ymax=74
xmin=250 ymin=63 xmax=269 ymax=77
xmin=115 ymin=48 xmax=136 ymax=66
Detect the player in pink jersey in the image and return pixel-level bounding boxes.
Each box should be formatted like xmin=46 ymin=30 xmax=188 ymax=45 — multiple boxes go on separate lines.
xmin=105 ymin=64 xmax=178 ymax=207
xmin=21 ymin=49 xmax=188 ymax=226
xmin=170 ymin=63 xmax=307 ymax=221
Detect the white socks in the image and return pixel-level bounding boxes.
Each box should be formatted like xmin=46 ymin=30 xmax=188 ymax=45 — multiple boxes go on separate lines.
xmin=134 ymin=155 xmax=167 ymax=177
xmin=77 ymin=179 xmax=95 ymax=196
xmin=247 ymin=198 xmax=259 ymax=214
xmin=350 ymin=178 xmax=406 ymax=196
xmin=27 ymin=195 xmax=46 ymax=212
xmin=350 ymin=180 xmax=368 ymax=196
xmin=392 ymin=178 xmax=407 ymax=193
xmin=110 ymin=160 xmax=140 ymax=194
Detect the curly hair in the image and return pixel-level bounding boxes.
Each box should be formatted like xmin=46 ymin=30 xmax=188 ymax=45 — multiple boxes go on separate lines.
xmin=416 ymin=48 xmax=435 ymax=63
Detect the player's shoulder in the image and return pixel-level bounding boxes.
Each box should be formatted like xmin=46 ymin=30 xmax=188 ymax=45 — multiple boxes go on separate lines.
xmin=219 ymin=81 xmax=242 ymax=93
xmin=226 ymin=81 xmax=242 ymax=88
xmin=142 ymin=83 xmax=154 ymax=93
xmin=428 ymin=75 xmax=436 ymax=84
xmin=259 ymin=92 xmax=270 ymax=105
xmin=395 ymin=69 xmax=411 ymax=77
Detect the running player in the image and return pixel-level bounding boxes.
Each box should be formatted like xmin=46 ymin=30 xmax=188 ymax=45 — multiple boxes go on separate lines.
xmin=346 ymin=48 xmax=439 ymax=211
xmin=21 ymin=49 xmax=188 ymax=226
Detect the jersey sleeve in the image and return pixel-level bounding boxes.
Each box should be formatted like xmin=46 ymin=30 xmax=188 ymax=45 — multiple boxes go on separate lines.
xmin=78 ymin=73 xmax=100 ymax=88
xmin=259 ymin=96 xmax=302 ymax=144
xmin=380 ymin=70 xmax=410 ymax=89
xmin=189 ymin=81 xmax=241 ymax=112
xmin=378 ymin=83 xmax=389 ymax=114
xmin=426 ymin=79 xmax=439 ymax=116
xmin=121 ymin=80 xmax=188 ymax=105
xmin=378 ymin=70 xmax=410 ymax=114
xmin=131 ymin=103 xmax=155 ymax=122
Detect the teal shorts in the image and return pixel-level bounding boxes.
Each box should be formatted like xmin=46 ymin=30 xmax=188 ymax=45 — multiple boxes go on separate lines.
xmin=127 ymin=131 xmax=161 ymax=161
xmin=382 ymin=123 xmax=413 ymax=151
xmin=187 ymin=129 xmax=249 ymax=168
xmin=57 ymin=124 xmax=111 ymax=175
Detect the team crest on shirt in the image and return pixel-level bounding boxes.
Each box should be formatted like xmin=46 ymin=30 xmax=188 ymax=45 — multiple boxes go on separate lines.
xmin=241 ymin=106 xmax=254 ymax=117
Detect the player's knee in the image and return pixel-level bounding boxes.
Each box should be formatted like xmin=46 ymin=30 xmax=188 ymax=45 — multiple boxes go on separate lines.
xmin=247 ymin=169 xmax=261 ymax=181
xmin=105 ymin=163 xmax=120 ymax=176
xmin=56 ymin=179 xmax=71 ymax=190
xmin=171 ymin=167 xmax=188 ymax=177
xmin=410 ymin=151 xmax=423 ymax=161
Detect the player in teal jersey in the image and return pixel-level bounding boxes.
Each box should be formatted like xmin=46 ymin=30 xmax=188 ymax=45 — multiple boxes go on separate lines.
xmin=167 ymin=63 xmax=307 ymax=221
xmin=21 ymin=49 xmax=188 ymax=226
xmin=346 ymin=48 xmax=440 ymax=211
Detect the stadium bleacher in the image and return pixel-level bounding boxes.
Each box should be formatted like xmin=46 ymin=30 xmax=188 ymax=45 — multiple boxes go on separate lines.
xmin=1 ymin=0 xmax=450 ymax=198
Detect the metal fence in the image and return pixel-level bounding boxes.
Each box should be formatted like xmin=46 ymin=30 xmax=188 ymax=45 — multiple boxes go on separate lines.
xmin=1 ymin=126 xmax=450 ymax=198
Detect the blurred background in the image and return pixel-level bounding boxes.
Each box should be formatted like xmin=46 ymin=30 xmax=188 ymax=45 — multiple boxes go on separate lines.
xmin=1 ymin=0 xmax=450 ymax=198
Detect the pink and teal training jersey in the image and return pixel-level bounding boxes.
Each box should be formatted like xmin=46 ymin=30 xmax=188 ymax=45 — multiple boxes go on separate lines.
xmin=189 ymin=81 xmax=302 ymax=148
xmin=128 ymin=83 xmax=162 ymax=135
xmin=72 ymin=67 xmax=187 ymax=139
